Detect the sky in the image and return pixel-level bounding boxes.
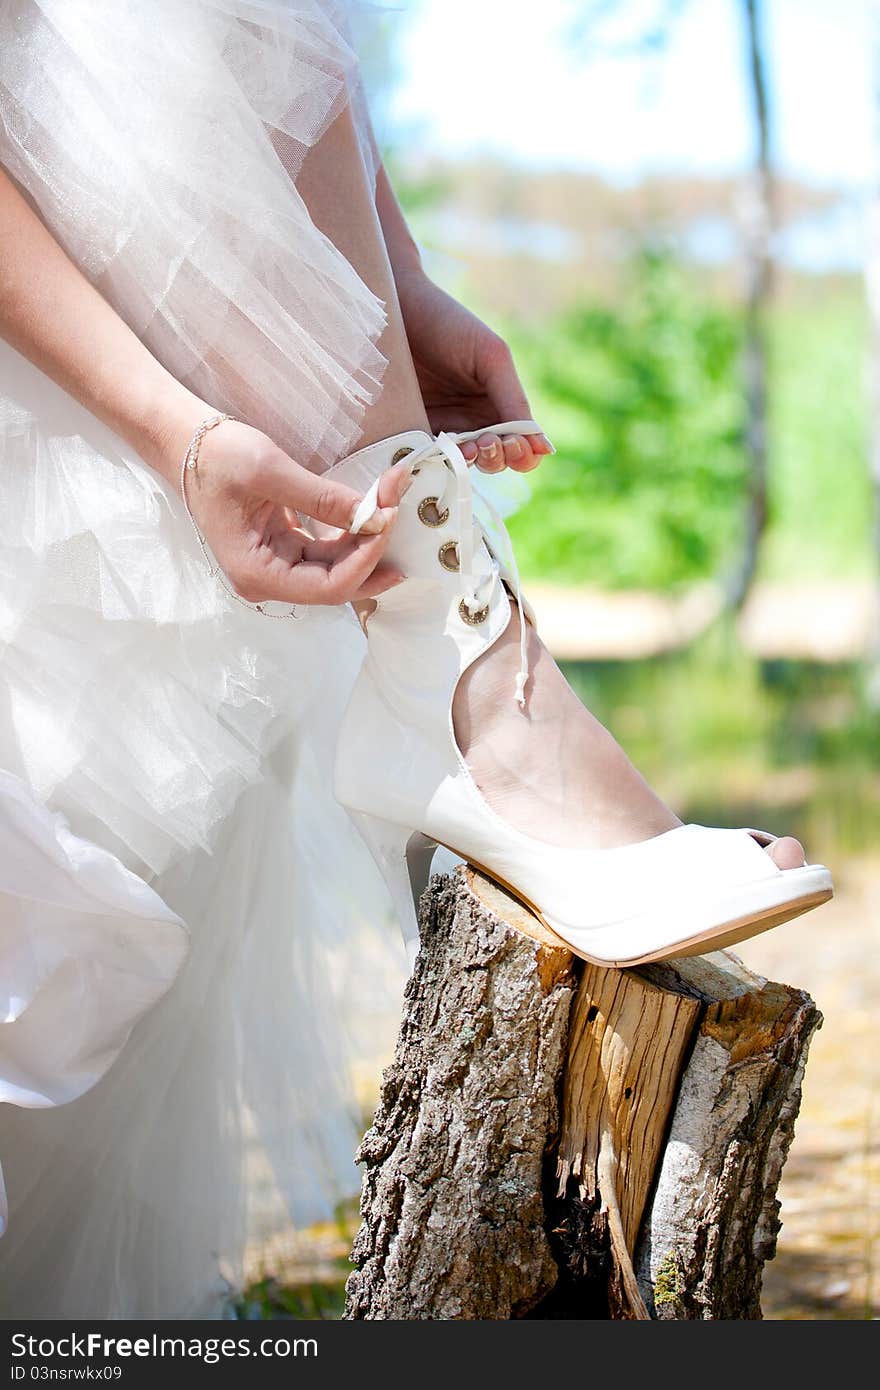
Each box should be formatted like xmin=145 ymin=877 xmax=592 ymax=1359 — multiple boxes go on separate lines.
xmin=388 ymin=0 xmax=874 ymax=191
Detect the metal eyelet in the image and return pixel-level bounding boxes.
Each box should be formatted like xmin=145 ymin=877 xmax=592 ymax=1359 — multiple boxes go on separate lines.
xmin=391 ymin=446 xmax=414 ymax=465
xmin=459 ymin=597 xmax=489 ymax=626
xmin=417 ymin=496 xmax=450 ymax=528
xmin=438 ymin=541 xmax=460 ymax=572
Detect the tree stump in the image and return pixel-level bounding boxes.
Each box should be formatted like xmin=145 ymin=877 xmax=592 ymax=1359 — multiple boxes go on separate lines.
xmin=344 ymin=866 xmax=821 ymax=1320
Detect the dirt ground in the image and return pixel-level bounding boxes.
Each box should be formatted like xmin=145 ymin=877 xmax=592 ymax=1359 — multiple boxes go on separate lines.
xmin=736 ymin=853 xmax=880 ymax=1320
xmin=525 ymin=580 xmax=878 ymax=662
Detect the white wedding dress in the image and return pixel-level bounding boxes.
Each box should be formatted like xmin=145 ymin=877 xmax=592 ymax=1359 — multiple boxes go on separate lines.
xmin=0 ymin=0 xmax=410 ymax=1318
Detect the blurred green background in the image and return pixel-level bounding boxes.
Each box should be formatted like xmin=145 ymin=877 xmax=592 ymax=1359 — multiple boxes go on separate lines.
xmin=385 ymin=4 xmax=880 ymax=1320
xmin=251 ymin=0 xmax=879 ymax=1321
xmin=382 ymin=1 xmax=880 ymax=874
xmin=393 ymin=229 xmax=880 ymax=867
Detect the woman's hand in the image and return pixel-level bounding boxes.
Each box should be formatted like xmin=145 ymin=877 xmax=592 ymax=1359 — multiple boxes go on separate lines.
xmin=170 ymin=416 xmax=410 ymax=607
xmin=395 ymin=268 xmax=554 ymax=474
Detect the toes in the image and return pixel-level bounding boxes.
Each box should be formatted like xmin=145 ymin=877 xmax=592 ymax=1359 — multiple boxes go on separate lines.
xmin=767 ymin=836 xmax=807 ymax=870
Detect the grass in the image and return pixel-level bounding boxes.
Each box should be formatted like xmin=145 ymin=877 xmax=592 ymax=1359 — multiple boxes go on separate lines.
xmin=237 ymin=1276 xmax=347 ymax=1321
xmin=760 ymin=285 xmax=873 ymax=583
xmin=561 ymin=618 xmax=880 ymax=860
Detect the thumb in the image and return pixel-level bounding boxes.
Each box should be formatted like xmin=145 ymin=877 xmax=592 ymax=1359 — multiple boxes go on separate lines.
xmin=480 ymin=337 xmax=533 ymax=422
xmin=262 ymin=448 xmax=386 ymax=535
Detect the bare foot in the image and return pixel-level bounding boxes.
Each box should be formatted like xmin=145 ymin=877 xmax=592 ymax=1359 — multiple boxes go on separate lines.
xmin=453 ymin=604 xmax=806 ymax=869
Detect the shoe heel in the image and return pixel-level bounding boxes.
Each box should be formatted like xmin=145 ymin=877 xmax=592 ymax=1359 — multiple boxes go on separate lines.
xmin=347 ymin=810 xmax=437 ymax=963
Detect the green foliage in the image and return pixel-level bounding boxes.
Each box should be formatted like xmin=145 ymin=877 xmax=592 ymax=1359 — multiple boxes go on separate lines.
xmin=504 ymin=248 xmax=747 ymax=588
xmin=491 ymin=255 xmax=872 ymax=590
xmin=760 ymin=288 xmax=872 ymax=582
xmin=384 ymin=153 xmax=455 ymax=221
xmin=561 ymin=622 xmax=880 ymax=858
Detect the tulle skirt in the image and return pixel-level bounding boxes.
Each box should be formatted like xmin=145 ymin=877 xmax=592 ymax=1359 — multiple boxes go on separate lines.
xmin=0 ymin=0 xmax=409 ymax=1317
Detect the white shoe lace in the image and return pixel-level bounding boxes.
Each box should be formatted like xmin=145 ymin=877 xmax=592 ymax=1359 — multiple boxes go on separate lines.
xmin=352 ymin=425 xmax=534 ymax=706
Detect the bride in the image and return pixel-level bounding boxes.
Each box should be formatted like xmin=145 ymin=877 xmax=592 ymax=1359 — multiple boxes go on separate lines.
xmin=0 ymin=0 xmax=831 ymax=1319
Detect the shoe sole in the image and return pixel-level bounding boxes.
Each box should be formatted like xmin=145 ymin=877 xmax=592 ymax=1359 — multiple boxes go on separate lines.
xmin=446 ymin=843 xmax=833 ymax=969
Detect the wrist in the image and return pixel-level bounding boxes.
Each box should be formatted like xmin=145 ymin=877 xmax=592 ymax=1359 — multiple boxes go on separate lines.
xmin=388 ymin=235 xmax=425 ymax=285
xmin=391 ymin=256 xmax=429 ymax=300
xmin=390 ymin=261 xmax=437 ymax=341
xmin=375 ymin=166 xmax=425 ymax=286
xmin=129 ymin=377 xmax=216 ymax=492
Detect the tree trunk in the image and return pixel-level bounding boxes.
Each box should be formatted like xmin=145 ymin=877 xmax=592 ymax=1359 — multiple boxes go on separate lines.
xmin=345 ymin=866 xmax=821 ymax=1320
xmin=727 ymin=0 xmax=775 ymax=610
xmin=867 ymin=0 xmax=880 ymax=704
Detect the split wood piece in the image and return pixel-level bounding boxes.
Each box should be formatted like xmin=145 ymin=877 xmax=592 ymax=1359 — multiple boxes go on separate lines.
xmin=554 ymin=961 xmax=702 ymax=1317
xmin=633 ymin=965 xmax=822 ymax=1318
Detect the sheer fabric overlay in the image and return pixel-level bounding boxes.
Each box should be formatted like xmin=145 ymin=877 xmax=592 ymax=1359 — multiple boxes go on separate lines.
xmin=0 ymin=0 xmax=408 ymax=1317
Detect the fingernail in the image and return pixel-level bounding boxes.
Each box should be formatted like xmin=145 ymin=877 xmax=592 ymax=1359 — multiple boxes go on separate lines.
xmin=358 ymin=506 xmax=396 ymax=535
xmin=461 ymin=443 xmax=478 ymax=462
xmin=387 ymin=456 xmax=414 ymax=481
xmin=398 ymin=463 xmax=417 ymax=496
xmin=505 ymin=436 xmax=523 ymax=460
xmin=357 ymin=511 xmax=385 ymax=535
xmin=539 ymin=434 xmax=556 ymax=455
xmin=391 ymin=573 xmax=408 ymax=586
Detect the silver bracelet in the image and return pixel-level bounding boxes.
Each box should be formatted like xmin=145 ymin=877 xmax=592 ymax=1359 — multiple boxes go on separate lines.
xmin=179 ymin=413 xmax=301 ymax=620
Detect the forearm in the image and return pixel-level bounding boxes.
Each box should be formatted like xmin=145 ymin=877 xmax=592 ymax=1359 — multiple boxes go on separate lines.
xmin=0 ymin=166 xmax=206 ymax=489
xmin=374 ymin=163 xmax=425 ymax=290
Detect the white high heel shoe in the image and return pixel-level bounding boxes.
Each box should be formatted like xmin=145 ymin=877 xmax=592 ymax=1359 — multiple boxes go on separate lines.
xmin=325 ymin=422 xmax=833 ymax=967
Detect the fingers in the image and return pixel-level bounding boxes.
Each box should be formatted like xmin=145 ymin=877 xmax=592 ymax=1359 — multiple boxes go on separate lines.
xmin=526 ymin=432 xmax=556 ymax=459
xmin=299 ymin=521 xmax=401 ymax=604
xmin=227 ymin=452 xmax=418 ymax=605
xmin=290 ymin=526 xmax=404 ymax=604
xmin=259 ymin=445 xmax=389 ymax=535
xmin=228 ymin=513 xmax=404 ymax=607
xmin=471 ymin=431 xmax=554 ymax=474
xmin=376 ymin=456 xmax=416 ymax=509
xmin=471 ymin=332 xmax=555 ymax=471
xmin=273 ymin=461 xmax=410 ymax=601
xmin=350 ymin=563 xmax=407 ymax=600
xmin=473 ymin=433 xmax=506 ymax=474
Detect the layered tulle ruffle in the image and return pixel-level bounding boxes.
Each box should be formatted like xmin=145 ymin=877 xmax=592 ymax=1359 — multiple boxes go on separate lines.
xmin=0 ymin=0 xmax=397 ymax=874
xmin=0 ymin=0 xmax=410 ymax=1315
xmin=0 ymin=768 xmax=188 ymax=1237
xmin=0 ymin=0 xmax=390 ymax=466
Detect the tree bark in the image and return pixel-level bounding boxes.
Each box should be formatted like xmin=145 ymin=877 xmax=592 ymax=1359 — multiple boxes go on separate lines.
xmin=344 ymin=873 xmax=575 ymax=1319
xmin=635 ymin=971 xmax=820 ymax=1317
xmin=345 ymin=866 xmax=821 ymax=1320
